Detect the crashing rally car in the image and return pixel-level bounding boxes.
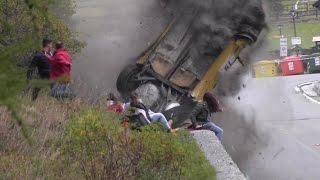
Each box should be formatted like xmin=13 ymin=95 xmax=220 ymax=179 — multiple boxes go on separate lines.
xmin=116 ymin=2 xmax=266 ymax=128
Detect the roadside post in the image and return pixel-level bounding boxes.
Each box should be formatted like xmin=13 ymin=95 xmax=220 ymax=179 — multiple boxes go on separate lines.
xmin=280 ymin=37 xmax=288 ymax=57
xmin=290 ymin=7 xmax=298 ymax=37
xmin=291 ymin=36 xmax=302 ymax=55
xmin=278 ymin=24 xmax=283 ymax=38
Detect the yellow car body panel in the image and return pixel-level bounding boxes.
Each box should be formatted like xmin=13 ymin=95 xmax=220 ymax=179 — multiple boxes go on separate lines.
xmin=134 ymin=17 xmax=252 ymax=101
xmin=191 ymin=39 xmax=248 ymax=100
xmin=137 ymin=18 xmax=177 ymax=65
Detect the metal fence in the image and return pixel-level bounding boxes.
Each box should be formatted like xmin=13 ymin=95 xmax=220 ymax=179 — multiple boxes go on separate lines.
xmin=270 ymin=0 xmax=320 ymax=24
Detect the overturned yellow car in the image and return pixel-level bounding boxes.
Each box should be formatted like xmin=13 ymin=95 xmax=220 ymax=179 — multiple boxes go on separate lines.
xmin=117 ymin=5 xmax=265 ymax=112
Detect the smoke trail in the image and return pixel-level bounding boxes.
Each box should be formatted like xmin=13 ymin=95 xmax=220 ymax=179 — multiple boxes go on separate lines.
xmin=186 ymin=0 xmax=267 ymax=54
xmin=162 ymin=0 xmax=267 ymax=96
xmin=71 ymin=0 xmax=172 ymax=100
xmin=164 ymin=2 xmax=272 ymax=178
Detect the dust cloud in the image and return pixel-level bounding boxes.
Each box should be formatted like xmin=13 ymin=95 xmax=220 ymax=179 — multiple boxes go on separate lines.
xmin=71 ymin=0 xmax=270 ymax=170
xmin=71 ymin=0 xmax=172 ymax=100
xmin=69 ymin=1 xmax=320 ymax=179
xmin=71 ymin=0 xmax=267 ymax=100
xmin=182 ymin=0 xmax=266 ymax=57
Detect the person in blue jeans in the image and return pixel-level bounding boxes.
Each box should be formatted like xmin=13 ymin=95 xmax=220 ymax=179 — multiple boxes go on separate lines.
xmin=149 ymin=112 xmax=171 ymax=130
xmin=201 ymin=120 xmax=224 ymax=141
xmin=190 ymin=93 xmax=224 ymax=141
xmin=128 ymin=93 xmax=177 ymax=132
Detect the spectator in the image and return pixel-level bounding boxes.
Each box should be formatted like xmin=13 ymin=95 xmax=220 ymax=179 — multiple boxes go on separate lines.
xmin=128 ymin=93 xmax=177 ymax=132
xmin=49 ymin=42 xmax=74 ymax=99
xmin=49 ymin=42 xmax=72 ymax=82
xmin=190 ymin=93 xmax=224 ymax=141
xmin=106 ymin=93 xmax=125 ymax=113
xmin=27 ymin=38 xmax=53 ymax=100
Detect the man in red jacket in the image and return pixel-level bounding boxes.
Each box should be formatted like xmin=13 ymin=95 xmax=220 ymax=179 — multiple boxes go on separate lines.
xmin=49 ymin=42 xmax=72 ymax=82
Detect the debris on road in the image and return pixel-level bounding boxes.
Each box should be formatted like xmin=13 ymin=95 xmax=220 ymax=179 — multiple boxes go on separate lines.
xmin=273 ymin=147 xmax=285 ymax=159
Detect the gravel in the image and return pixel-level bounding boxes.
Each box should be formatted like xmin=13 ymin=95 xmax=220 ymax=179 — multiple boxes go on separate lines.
xmin=191 ymin=130 xmax=246 ymax=180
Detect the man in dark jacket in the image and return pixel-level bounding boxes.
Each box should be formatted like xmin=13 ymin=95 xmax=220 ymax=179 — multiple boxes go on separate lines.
xmin=27 ymin=39 xmax=53 ymax=100
xmin=28 ymin=39 xmax=53 ymax=79
xmin=190 ymin=93 xmax=224 ymax=141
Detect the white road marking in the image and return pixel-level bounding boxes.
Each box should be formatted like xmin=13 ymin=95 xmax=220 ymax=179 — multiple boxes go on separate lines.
xmin=296 ymin=82 xmax=320 ymax=105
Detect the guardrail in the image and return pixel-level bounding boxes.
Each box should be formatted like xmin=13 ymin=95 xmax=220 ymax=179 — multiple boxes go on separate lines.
xmin=270 ymin=1 xmax=320 ymax=24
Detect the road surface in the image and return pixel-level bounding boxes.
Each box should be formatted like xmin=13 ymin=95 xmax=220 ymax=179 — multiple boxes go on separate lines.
xmin=72 ymin=0 xmax=171 ymax=98
xmin=72 ymin=1 xmax=320 ymax=179
xmin=216 ymin=73 xmax=320 ymax=180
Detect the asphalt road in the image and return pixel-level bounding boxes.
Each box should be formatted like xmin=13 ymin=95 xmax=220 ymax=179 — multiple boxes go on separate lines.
xmin=72 ymin=1 xmax=320 ymax=179
xmin=72 ymin=0 xmax=171 ymax=98
xmin=216 ymin=73 xmax=320 ymax=180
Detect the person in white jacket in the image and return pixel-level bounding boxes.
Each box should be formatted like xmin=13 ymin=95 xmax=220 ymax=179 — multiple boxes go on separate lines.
xmin=125 ymin=93 xmax=177 ymax=132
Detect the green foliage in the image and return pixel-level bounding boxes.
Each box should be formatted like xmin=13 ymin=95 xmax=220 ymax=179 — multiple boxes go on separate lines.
xmin=269 ymin=21 xmax=320 ymax=51
xmin=50 ymin=0 xmax=77 ymax=21
xmin=0 ymin=0 xmax=83 ymax=101
xmin=60 ymin=109 xmax=216 ymax=179
xmin=1 ymin=1 xmax=216 ymax=179
xmin=0 ymin=0 xmax=83 ymax=140
xmin=0 ymin=97 xmax=216 ymax=179
xmin=138 ymin=125 xmax=216 ymax=180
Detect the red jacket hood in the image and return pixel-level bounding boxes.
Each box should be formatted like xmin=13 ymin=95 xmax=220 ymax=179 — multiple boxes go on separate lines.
xmin=54 ymin=48 xmax=72 ymax=65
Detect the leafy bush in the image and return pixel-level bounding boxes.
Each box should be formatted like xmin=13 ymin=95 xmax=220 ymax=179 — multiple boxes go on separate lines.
xmin=0 ymin=96 xmax=216 ymax=179
xmin=0 ymin=0 xmax=83 ymax=103
xmin=0 ymin=0 xmax=83 ymax=141
xmin=61 ymin=109 xmax=216 ymax=180
xmin=0 ymin=1 xmax=216 ymax=179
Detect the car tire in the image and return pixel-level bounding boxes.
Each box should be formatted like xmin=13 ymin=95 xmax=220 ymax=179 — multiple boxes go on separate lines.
xmin=116 ymin=64 xmax=141 ymax=98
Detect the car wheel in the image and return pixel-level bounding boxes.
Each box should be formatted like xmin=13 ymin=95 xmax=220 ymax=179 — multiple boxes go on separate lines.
xmin=116 ymin=64 xmax=141 ymax=98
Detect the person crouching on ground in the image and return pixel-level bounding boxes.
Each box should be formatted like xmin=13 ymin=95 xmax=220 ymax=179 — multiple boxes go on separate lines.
xmin=49 ymin=42 xmax=72 ymax=82
xmin=128 ymin=93 xmax=178 ymax=133
xmin=106 ymin=93 xmax=125 ymax=113
xmin=190 ymin=92 xmax=224 ymax=141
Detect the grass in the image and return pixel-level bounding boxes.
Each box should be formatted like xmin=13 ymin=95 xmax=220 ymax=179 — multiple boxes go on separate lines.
xmin=269 ymin=20 xmax=320 ymax=51
xmin=0 ymin=93 xmax=216 ymax=179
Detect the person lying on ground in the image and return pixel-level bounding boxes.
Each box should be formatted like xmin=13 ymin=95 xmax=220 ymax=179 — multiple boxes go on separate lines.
xmin=27 ymin=38 xmax=53 ymax=100
xmin=190 ymin=92 xmax=224 ymax=141
xmin=49 ymin=42 xmax=72 ymax=82
xmin=106 ymin=93 xmax=125 ymax=113
xmin=128 ymin=93 xmax=178 ymax=133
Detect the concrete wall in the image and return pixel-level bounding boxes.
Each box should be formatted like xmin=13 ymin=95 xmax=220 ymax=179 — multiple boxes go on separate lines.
xmin=192 ymin=130 xmax=245 ymax=180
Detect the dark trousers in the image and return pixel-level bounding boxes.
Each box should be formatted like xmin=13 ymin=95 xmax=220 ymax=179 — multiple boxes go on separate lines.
xmin=31 ymin=87 xmax=41 ymax=101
